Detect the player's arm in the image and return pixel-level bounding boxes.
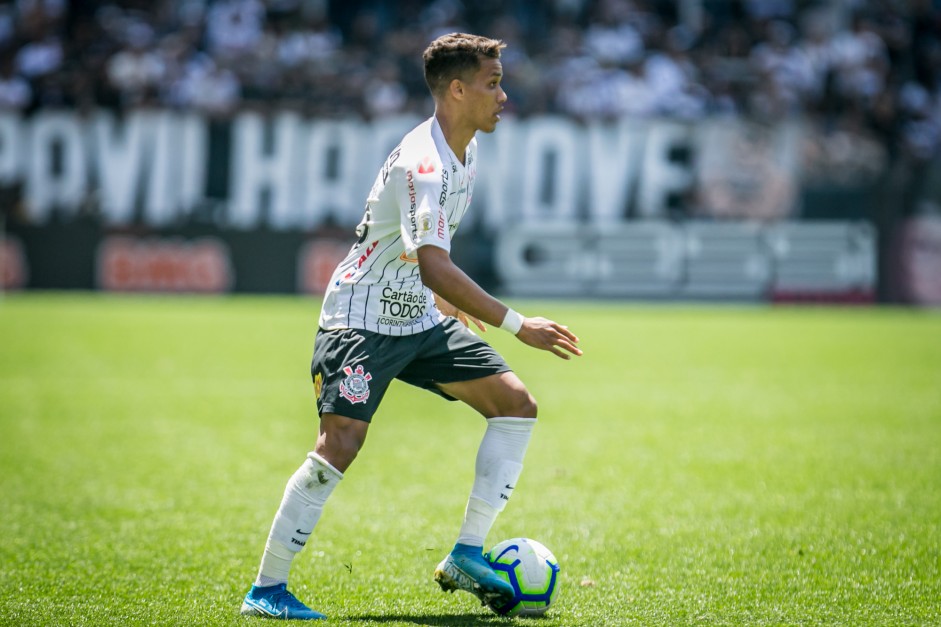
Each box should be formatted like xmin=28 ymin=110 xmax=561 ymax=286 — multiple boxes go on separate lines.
xmin=433 ymin=292 xmax=487 ymax=332
xmin=417 ymin=245 xmax=582 ymax=360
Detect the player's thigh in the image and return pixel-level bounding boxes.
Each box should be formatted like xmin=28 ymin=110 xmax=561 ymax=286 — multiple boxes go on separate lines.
xmin=312 ymin=327 xmax=414 ymax=423
xmin=436 ymin=371 xmax=537 ymax=419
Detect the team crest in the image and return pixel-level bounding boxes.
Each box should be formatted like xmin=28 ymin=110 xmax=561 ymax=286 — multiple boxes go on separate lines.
xmin=339 ymin=364 xmax=372 ymax=404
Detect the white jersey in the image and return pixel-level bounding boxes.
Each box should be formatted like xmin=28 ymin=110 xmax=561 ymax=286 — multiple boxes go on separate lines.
xmin=319 ymin=116 xmax=477 ymax=335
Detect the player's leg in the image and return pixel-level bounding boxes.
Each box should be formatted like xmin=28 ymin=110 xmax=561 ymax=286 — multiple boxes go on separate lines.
xmin=241 ymin=414 xmax=367 ymax=620
xmin=243 ymin=326 xmax=396 ymax=620
xmin=439 ymin=371 xmax=537 ymax=548
xmin=253 ymin=414 xmax=367 ymax=584
xmin=397 ymin=319 xmax=537 ymax=607
xmin=432 ymin=372 xmax=537 ymax=607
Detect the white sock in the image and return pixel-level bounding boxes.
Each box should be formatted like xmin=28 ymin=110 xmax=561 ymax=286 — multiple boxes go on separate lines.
xmin=456 ymin=417 xmax=535 ymax=547
xmin=254 ymin=452 xmax=343 ymax=587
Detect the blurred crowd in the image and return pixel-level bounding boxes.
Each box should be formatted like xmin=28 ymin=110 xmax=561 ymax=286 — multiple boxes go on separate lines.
xmin=0 ymin=0 xmax=939 ymax=162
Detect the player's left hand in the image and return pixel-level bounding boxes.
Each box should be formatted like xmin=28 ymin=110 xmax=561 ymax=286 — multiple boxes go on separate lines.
xmin=434 ymin=293 xmax=487 ymax=332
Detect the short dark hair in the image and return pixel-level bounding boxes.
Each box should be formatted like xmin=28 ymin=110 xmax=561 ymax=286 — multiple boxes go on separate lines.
xmin=422 ymin=33 xmax=505 ymax=96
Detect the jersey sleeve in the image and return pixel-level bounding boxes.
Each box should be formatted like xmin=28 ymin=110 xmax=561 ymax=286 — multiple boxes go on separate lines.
xmin=397 ymin=157 xmax=451 ymax=256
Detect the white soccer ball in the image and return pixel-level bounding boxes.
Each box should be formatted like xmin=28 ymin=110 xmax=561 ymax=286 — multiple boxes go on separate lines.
xmin=485 ymin=537 xmax=560 ymax=617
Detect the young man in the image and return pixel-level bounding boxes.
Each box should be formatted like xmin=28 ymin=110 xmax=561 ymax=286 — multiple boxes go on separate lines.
xmin=241 ymin=33 xmax=582 ymax=621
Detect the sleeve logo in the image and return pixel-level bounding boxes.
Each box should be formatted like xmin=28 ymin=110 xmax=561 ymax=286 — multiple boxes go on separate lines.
xmin=417 ymin=212 xmax=434 ymax=235
xmin=339 ymin=364 xmax=372 ymax=404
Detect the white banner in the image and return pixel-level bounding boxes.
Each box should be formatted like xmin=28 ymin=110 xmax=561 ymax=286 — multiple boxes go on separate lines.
xmin=0 ymin=110 xmax=803 ymax=231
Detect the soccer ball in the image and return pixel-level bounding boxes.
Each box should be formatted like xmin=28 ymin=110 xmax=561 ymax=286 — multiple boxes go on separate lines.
xmin=485 ymin=537 xmax=560 ymax=617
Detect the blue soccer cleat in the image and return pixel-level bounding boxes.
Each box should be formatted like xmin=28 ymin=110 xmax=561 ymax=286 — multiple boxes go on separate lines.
xmin=434 ymin=543 xmax=515 ymax=608
xmin=240 ymin=583 xmax=327 ymax=620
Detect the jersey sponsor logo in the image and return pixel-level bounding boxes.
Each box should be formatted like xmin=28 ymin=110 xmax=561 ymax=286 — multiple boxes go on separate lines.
xmin=376 ymin=316 xmax=420 ymax=326
xmin=399 ymin=251 xmax=418 ymax=263
xmin=406 ymin=169 xmax=417 ymax=209
xmin=380 ymin=286 xmax=427 ymax=320
xmin=407 ymin=169 xmax=419 ymax=238
xmin=340 ymin=240 xmax=379 ymax=281
xmin=339 ymin=364 xmax=372 ymax=404
xmin=437 ymin=210 xmax=447 ymax=239
xmin=438 ymin=167 xmax=449 ymax=207
xmin=418 ymin=156 xmax=435 ymax=174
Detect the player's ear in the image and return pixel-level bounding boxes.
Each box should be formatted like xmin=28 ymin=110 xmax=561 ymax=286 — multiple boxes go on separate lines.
xmin=448 ymin=78 xmax=464 ymax=100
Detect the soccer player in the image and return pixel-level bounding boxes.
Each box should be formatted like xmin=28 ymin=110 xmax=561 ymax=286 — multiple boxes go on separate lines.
xmin=241 ymin=32 xmax=582 ymax=621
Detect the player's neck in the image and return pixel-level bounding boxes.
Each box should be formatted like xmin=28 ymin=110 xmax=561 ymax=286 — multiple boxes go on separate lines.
xmin=434 ymin=111 xmax=471 ymax=166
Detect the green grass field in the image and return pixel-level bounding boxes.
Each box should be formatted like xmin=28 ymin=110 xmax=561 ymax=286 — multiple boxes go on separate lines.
xmin=1 ymin=293 xmax=939 ymax=626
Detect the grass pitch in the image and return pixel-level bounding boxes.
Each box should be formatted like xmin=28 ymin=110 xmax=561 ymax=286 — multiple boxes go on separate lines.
xmin=1 ymin=293 xmax=939 ymax=626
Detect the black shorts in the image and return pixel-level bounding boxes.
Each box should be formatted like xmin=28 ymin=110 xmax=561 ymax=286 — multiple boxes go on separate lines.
xmin=311 ymin=317 xmax=512 ymax=422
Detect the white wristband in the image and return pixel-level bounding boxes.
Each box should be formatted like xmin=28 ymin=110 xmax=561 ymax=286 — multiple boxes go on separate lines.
xmin=500 ymin=308 xmax=525 ymax=335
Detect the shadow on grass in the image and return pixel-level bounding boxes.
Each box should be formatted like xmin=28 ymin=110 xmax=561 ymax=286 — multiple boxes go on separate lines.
xmin=348 ymin=614 xmax=548 ymax=626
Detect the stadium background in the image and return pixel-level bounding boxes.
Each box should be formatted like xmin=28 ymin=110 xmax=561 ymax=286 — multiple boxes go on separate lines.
xmin=0 ymin=0 xmax=939 ymax=304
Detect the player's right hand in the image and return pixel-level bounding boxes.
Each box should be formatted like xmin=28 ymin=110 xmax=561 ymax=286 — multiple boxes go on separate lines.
xmin=516 ymin=317 xmax=582 ymax=360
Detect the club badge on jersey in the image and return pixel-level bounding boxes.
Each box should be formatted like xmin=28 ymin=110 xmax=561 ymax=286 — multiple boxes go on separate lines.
xmin=339 ymin=364 xmax=372 ymax=404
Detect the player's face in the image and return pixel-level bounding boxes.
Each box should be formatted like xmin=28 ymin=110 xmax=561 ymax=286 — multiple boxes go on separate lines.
xmin=463 ymin=57 xmax=507 ymax=133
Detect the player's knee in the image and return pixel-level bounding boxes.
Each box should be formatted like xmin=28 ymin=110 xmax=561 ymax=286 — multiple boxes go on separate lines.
xmin=521 ymin=391 xmax=538 ymax=418
xmin=316 ymin=414 xmax=368 ymax=472
xmin=493 ymin=375 xmax=537 ymax=418
xmin=505 ymin=388 xmax=537 ymax=419
xmin=326 ymin=438 xmax=361 ymax=470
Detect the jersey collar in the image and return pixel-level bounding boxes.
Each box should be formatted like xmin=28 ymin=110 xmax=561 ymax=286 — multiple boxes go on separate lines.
xmin=431 ymin=116 xmax=466 ymax=175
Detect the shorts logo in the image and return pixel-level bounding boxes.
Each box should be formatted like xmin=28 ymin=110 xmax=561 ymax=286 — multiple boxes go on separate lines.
xmin=339 ymin=364 xmax=372 ymax=404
